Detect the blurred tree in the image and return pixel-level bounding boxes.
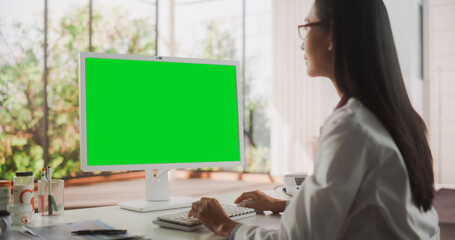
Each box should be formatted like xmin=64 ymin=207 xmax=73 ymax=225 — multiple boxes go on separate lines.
xmin=0 ymin=18 xmax=45 ymax=180
xmin=198 ymin=20 xmax=237 ymax=60
xmin=243 ymin=81 xmax=270 ymax=173
xmin=0 ymin=4 xmax=156 ymax=180
xmin=0 ymin=4 xmax=270 ymax=180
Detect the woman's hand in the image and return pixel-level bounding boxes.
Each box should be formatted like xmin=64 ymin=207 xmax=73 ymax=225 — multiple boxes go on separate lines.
xmin=234 ymin=190 xmax=286 ymax=213
xmin=188 ymin=197 xmax=238 ymax=237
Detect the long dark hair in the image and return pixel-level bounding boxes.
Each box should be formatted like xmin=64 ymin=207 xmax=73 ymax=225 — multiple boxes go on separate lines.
xmin=315 ymin=0 xmax=434 ymax=211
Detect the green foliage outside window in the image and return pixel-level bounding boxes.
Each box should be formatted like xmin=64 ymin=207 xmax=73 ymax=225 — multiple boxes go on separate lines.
xmin=0 ymin=4 xmax=270 ymax=180
xmin=0 ymin=5 xmax=156 ymax=180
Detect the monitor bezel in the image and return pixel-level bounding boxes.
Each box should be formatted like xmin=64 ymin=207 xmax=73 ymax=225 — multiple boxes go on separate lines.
xmin=79 ymin=52 xmax=245 ymax=171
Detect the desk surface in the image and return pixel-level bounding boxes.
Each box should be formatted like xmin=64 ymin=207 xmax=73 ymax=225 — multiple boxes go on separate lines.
xmin=29 ymin=190 xmax=289 ymax=240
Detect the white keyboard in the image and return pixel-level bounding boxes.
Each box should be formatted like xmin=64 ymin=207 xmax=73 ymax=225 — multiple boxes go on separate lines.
xmin=153 ymin=204 xmax=256 ymax=231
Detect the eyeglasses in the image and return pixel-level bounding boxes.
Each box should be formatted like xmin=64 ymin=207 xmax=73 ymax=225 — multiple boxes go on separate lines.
xmin=298 ymin=21 xmax=326 ymax=40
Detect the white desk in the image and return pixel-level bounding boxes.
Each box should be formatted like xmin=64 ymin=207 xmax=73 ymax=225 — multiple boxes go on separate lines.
xmin=28 ymin=190 xmax=289 ymax=240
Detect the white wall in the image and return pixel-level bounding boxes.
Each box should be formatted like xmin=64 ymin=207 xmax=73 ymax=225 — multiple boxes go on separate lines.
xmin=380 ymin=0 xmax=455 ymax=185
xmin=428 ymin=0 xmax=455 ymax=185
xmin=383 ymin=0 xmax=424 ymax=115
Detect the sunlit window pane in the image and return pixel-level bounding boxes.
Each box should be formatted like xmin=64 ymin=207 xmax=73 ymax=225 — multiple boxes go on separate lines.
xmin=46 ymin=0 xmax=90 ymax=178
xmin=244 ymin=0 xmax=272 ymax=173
xmin=174 ymin=0 xmax=244 ymax=172
xmin=174 ymin=0 xmax=242 ymax=60
xmin=93 ymin=0 xmax=157 ymax=55
xmin=0 ymin=0 xmax=45 ymax=179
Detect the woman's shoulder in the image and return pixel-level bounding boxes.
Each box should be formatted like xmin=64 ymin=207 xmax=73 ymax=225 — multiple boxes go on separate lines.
xmin=322 ymin=98 xmax=396 ymax=149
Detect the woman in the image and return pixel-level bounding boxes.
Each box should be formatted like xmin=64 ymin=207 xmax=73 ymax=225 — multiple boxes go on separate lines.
xmin=188 ymin=0 xmax=440 ymax=239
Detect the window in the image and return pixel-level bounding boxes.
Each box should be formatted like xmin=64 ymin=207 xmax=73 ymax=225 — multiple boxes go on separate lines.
xmin=93 ymin=0 xmax=157 ymax=55
xmin=244 ymin=0 xmax=272 ymax=173
xmin=0 ymin=0 xmax=45 ymax=179
xmin=0 ymin=0 xmax=274 ymax=179
xmin=47 ymin=0 xmax=90 ymax=177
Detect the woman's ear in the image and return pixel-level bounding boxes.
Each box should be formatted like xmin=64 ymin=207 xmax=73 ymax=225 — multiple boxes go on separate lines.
xmin=328 ymin=41 xmax=333 ymax=51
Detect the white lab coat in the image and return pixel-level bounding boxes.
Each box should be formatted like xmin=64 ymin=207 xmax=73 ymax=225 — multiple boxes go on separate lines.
xmin=233 ymin=98 xmax=440 ymax=240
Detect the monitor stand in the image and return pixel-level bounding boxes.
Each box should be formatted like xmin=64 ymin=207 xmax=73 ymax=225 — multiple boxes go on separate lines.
xmin=118 ymin=169 xmax=197 ymax=212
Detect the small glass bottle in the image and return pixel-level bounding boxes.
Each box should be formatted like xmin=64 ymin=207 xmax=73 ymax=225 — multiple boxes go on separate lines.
xmin=13 ymin=172 xmax=34 ymax=212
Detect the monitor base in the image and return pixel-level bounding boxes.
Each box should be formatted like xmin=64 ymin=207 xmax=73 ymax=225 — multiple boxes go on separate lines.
xmin=118 ymin=196 xmax=197 ymax=212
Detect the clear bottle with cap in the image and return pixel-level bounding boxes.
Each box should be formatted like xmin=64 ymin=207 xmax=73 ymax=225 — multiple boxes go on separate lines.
xmin=13 ymin=172 xmax=34 ymax=212
xmin=0 ymin=180 xmax=11 ymax=212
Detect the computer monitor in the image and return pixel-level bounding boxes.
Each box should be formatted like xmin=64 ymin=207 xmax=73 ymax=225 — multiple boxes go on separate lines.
xmin=78 ymin=52 xmax=245 ymax=212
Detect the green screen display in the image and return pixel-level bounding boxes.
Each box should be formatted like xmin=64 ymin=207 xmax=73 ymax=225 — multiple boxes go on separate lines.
xmin=84 ymin=58 xmax=240 ymax=165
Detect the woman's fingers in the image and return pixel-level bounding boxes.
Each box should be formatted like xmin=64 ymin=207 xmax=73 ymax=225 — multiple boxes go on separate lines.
xmin=189 ymin=198 xmax=220 ymax=217
xmin=187 ymin=197 xmax=235 ymax=236
xmin=189 ymin=200 xmax=204 ymax=217
xmin=234 ymin=193 xmax=247 ymax=203
xmin=234 ymin=190 xmax=278 ymax=211
xmin=241 ymin=202 xmax=255 ymax=208
xmin=234 ymin=191 xmax=258 ymax=204
xmin=188 ymin=209 xmax=195 ymax=217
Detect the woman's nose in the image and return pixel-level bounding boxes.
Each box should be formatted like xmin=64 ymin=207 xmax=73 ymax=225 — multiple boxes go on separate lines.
xmin=301 ymin=41 xmax=305 ymax=51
